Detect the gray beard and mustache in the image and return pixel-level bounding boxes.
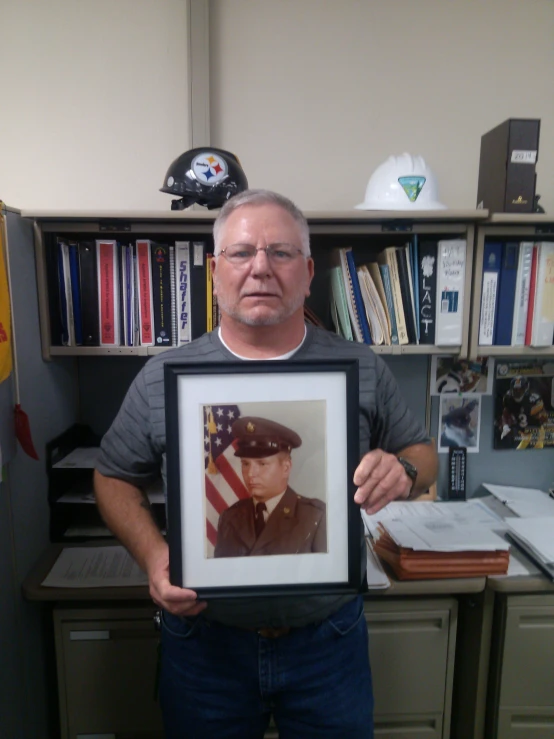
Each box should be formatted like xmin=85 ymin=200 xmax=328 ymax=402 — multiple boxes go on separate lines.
xmin=213 ymin=281 xmax=306 ymax=327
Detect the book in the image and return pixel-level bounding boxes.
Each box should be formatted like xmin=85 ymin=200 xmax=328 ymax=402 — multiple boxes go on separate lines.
xmin=57 ymin=240 xmax=73 ymax=346
xmin=169 ymin=245 xmax=177 ymax=346
xmin=417 ymin=241 xmax=437 ymax=344
xmin=381 ymin=247 xmax=408 ymax=344
xmin=77 ymin=242 xmax=99 ymax=346
xmin=357 ymin=265 xmax=386 ymax=345
xmin=511 ymin=242 xmax=534 ymax=346
xmin=524 ymin=245 xmax=539 ymax=345
xmin=150 ymin=243 xmax=173 ymax=347
xmin=330 ymin=264 xmax=354 ymax=340
xmin=409 ymin=235 xmax=420 ymax=342
xmin=478 ymin=242 xmax=502 ymax=346
xmin=344 ymin=248 xmax=372 ymax=344
xmin=495 ymin=242 xmax=519 ymax=345
xmin=190 ymin=241 xmax=208 ymax=340
xmin=395 ymin=246 xmax=418 ymax=344
xmin=96 ymin=240 xmax=120 ymax=346
xmin=135 ymin=240 xmax=154 ymax=346
xmin=175 ymin=241 xmax=191 ymax=346
xmin=337 ymin=248 xmax=364 ymax=343
xmin=377 ymin=263 xmax=399 ymax=344
xmin=206 ymin=254 xmax=214 ymax=332
xmin=476 ymin=118 xmax=540 ymax=213
xmin=120 ymin=245 xmax=134 ymax=347
xmin=529 ymin=242 xmax=554 ymax=347
xmin=68 ymin=243 xmax=83 ymax=346
xmin=435 ymin=240 xmax=466 ymax=346
xmin=367 ymin=262 xmax=391 ymax=345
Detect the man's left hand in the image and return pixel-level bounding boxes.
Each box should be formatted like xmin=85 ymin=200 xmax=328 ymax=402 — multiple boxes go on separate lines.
xmin=353 ymin=450 xmax=411 ymax=515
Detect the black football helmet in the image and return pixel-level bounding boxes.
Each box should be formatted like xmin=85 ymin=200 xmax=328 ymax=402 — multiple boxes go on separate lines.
xmin=510 ymin=375 xmax=530 ymax=402
xmin=160 ymin=147 xmax=248 ymax=210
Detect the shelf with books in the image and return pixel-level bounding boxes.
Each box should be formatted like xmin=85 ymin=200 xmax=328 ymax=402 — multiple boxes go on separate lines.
xmin=309 ymin=214 xmax=479 ymax=357
xmin=26 ymin=210 xmax=485 ymax=359
xmin=469 ymin=216 xmax=554 ymax=360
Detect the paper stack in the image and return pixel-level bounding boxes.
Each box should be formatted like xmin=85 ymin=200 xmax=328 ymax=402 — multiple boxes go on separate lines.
xmin=505 ymin=517 xmax=554 ymax=581
xmin=373 ymin=518 xmax=510 ymax=580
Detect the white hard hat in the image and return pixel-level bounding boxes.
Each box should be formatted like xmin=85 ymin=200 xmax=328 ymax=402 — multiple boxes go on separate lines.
xmin=355 ymin=153 xmax=446 ymax=210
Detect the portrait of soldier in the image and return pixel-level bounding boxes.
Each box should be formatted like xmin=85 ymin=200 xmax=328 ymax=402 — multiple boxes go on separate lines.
xmin=214 ymin=416 xmax=327 ymax=558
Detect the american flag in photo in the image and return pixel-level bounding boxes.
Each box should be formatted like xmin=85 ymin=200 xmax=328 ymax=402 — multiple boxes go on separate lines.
xmin=204 ymin=404 xmax=250 ymax=556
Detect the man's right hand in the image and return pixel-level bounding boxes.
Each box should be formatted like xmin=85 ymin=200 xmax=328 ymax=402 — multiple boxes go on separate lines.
xmin=147 ymin=543 xmax=207 ymax=617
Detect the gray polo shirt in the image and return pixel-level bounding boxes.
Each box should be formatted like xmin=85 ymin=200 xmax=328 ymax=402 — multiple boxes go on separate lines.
xmin=96 ymin=324 xmax=429 ymax=628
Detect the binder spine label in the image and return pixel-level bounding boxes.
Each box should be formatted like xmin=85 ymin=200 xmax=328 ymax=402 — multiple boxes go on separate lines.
xmin=175 ymin=242 xmax=191 ymax=345
xmin=136 ymin=240 xmax=153 ymax=345
xmin=98 ymin=241 xmax=116 ymax=345
xmin=511 ymin=150 xmax=537 ymax=164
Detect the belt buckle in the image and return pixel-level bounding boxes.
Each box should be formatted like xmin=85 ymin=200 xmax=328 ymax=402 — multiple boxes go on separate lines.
xmin=257 ymin=626 xmax=291 ymax=639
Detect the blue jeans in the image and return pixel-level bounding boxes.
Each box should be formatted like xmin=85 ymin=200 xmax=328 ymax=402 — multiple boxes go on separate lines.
xmin=159 ymin=595 xmax=373 ymax=739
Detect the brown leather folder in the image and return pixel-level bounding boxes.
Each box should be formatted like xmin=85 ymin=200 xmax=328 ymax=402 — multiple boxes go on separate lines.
xmin=374 ymin=529 xmax=510 ymax=580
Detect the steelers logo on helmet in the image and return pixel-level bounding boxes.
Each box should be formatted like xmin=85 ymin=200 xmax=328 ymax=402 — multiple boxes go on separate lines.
xmin=160 ymin=147 xmax=248 ymax=210
xmin=192 ymin=152 xmax=228 ymax=185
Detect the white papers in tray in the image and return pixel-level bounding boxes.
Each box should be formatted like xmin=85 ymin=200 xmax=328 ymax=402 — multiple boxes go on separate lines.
xmin=42 ymin=546 xmax=148 ymax=588
xmin=361 ymin=499 xmax=503 ymax=540
xmin=482 ymin=484 xmax=554 ymax=518
xmin=381 ymin=519 xmax=509 ymax=552
xmin=505 ymin=517 xmax=554 ymax=565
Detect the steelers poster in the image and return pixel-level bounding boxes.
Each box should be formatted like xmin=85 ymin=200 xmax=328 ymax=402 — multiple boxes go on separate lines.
xmin=494 ymin=360 xmax=554 ymax=450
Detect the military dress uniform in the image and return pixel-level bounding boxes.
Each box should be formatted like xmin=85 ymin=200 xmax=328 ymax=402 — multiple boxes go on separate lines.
xmin=214 ymin=486 xmax=326 ymax=558
xmin=213 ymin=416 xmax=327 ymax=558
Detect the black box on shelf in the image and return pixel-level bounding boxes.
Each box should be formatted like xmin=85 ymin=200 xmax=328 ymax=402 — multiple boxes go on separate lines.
xmin=476 ymin=118 xmax=540 ymax=213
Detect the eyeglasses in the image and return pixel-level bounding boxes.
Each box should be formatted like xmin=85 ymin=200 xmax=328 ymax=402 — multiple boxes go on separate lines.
xmin=217 ymin=243 xmax=305 ymax=266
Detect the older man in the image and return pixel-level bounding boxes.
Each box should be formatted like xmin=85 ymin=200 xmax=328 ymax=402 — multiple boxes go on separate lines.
xmin=94 ymin=189 xmax=438 ymax=739
xmin=214 ymin=416 xmax=326 ymax=558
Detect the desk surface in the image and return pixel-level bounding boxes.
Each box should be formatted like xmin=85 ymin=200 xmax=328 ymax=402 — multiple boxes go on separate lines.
xmin=22 ymin=542 xmax=487 ymax=602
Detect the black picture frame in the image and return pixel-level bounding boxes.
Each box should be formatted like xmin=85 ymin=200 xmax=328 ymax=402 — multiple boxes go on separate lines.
xmin=164 ymin=359 xmax=362 ymax=598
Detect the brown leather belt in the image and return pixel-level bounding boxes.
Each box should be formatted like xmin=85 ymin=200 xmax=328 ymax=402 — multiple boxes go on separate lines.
xmin=256 ymin=627 xmax=291 ymax=639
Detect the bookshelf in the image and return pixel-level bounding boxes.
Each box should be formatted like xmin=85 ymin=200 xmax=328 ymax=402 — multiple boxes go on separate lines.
xmin=24 ymin=208 xmax=486 ymax=361
xmin=468 ymin=214 xmax=554 ymax=360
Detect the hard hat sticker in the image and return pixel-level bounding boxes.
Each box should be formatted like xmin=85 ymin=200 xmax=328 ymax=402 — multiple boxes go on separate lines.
xmin=192 ymin=153 xmax=228 ymax=184
xmin=398 ymin=176 xmax=426 ymax=202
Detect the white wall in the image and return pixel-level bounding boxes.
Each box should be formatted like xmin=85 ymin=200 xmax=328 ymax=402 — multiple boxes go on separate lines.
xmin=1 ymin=0 xmax=552 ymax=211
xmin=210 ymin=0 xmax=554 ymax=213
xmin=0 ymin=0 xmax=190 ymax=211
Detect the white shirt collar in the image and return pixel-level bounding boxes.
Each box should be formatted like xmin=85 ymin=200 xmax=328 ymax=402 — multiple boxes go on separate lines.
xmin=218 ymin=325 xmax=307 ymax=360
xmin=254 ymin=489 xmax=286 ymax=517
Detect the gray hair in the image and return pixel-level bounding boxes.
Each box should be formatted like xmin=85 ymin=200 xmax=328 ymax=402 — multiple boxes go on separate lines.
xmin=213 ymin=189 xmax=311 ymax=256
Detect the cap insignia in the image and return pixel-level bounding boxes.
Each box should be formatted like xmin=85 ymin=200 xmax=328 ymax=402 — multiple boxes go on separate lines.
xmin=246 ymin=422 xmax=256 ymax=433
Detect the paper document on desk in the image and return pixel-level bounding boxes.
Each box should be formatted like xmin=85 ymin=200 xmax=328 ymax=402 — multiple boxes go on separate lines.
xmin=365 ymin=537 xmax=390 ymax=589
xmin=41 ymin=546 xmax=148 ymax=588
xmin=383 ymin=519 xmax=509 ymax=552
xmin=482 ymin=484 xmax=554 ymax=517
xmin=505 ymin=518 xmax=554 ymax=564
xmin=361 ymin=499 xmax=502 ymax=539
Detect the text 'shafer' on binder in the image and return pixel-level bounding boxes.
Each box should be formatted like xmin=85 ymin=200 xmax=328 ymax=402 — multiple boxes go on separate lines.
xmin=476 ymin=118 xmax=541 ymax=213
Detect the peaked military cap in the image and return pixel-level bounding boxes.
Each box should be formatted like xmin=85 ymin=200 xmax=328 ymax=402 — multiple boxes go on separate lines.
xmin=232 ymin=417 xmax=302 ymax=458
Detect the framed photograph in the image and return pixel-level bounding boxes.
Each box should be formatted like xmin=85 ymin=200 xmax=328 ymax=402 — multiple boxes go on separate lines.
xmin=164 ymin=359 xmax=362 ymax=598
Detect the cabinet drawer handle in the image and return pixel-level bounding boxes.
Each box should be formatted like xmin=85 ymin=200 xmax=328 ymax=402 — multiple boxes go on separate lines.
xmin=375 ymin=717 xmax=438 ymax=731
xmin=70 ymin=630 xmax=110 ymax=641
